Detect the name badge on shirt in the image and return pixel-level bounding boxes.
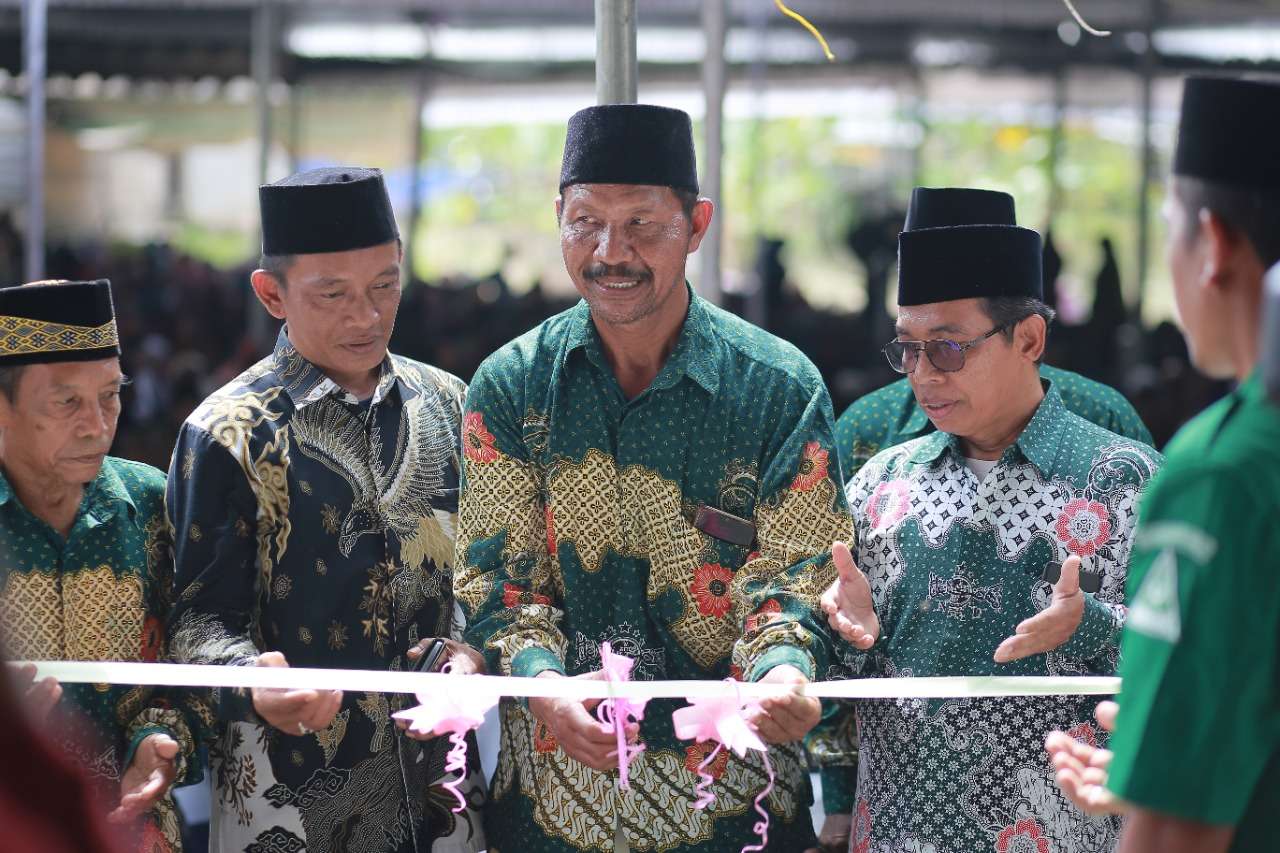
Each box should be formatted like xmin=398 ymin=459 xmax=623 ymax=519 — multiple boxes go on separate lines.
xmin=694 ymin=505 xmax=756 ymax=548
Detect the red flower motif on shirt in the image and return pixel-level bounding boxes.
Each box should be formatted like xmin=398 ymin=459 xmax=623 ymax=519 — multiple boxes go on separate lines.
xmin=690 ymin=563 xmax=734 ymax=618
xmin=867 ymin=479 xmax=911 ymax=531
xmin=462 ymin=412 xmax=498 ymax=464
xmin=1055 ymin=499 xmax=1112 ymax=557
xmin=140 ymin=819 xmax=173 ymax=853
xmin=502 ymin=583 xmax=550 ymax=608
xmin=140 ymin=615 xmax=163 ymax=662
xmin=1066 ymin=722 xmax=1097 ymax=748
xmin=728 ymin=664 xmax=745 ymax=681
xmin=791 ymin=442 xmax=830 ymax=492
xmin=684 ymin=741 xmax=731 ymax=780
xmin=745 ymin=598 xmax=783 ymax=633
xmin=852 ymin=800 xmax=872 ymax=853
xmin=545 ymin=504 xmax=558 ymax=554
xmin=534 ymin=720 xmax=559 ymax=754
xmin=996 ymin=817 xmax=1051 ymax=853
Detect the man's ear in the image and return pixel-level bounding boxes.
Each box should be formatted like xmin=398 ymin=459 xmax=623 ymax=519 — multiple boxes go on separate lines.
xmin=554 ymin=195 xmax=564 ymax=226
xmin=1015 ymin=313 xmax=1048 ymax=364
xmin=686 ymin=198 xmax=716 ymax=254
xmin=1199 ymin=208 xmax=1245 ymax=291
xmin=250 ymin=270 xmax=288 ymax=320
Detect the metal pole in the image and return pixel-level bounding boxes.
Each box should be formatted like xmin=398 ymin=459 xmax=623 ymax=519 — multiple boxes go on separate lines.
xmin=1135 ymin=0 xmax=1160 ymax=316
xmin=594 ymin=0 xmax=637 ymax=104
xmin=253 ymin=0 xmax=277 ymax=188
xmin=1046 ymin=70 xmax=1067 ymax=228
xmin=23 ymin=0 xmax=47 ymax=282
xmin=405 ymin=66 xmax=431 ymax=284
xmin=698 ymin=0 xmax=727 ymax=306
xmin=744 ymin=0 xmax=769 ymax=328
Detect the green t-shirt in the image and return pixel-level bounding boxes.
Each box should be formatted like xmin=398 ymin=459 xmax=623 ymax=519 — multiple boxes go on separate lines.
xmin=1106 ymin=372 xmax=1280 ymax=851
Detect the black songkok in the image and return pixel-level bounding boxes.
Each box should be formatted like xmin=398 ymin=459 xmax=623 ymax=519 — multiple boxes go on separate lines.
xmin=260 ymin=166 xmax=399 ymax=256
xmin=559 ymin=104 xmax=699 ymax=194
xmin=1174 ymin=75 xmax=1280 ymax=189
xmin=0 ymin=279 xmax=120 ymax=366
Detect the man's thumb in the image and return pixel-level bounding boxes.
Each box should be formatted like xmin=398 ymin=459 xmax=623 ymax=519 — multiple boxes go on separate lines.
xmin=832 ymin=541 xmax=861 ymax=584
xmin=1055 ymin=555 xmax=1081 ymax=597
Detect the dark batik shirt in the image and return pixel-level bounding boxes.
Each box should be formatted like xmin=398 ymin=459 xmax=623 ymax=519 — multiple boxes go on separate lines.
xmin=455 ymin=290 xmax=851 ymax=852
xmin=168 ymin=329 xmax=484 ymax=853
xmin=0 ymin=457 xmax=207 ymax=852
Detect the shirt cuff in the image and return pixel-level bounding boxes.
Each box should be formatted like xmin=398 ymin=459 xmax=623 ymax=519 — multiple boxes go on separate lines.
xmin=747 ymin=644 xmax=816 ymax=682
xmin=511 ymin=646 xmax=566 ymax=679
xmin=1058 ymin=594 xmax=1121 ymax=660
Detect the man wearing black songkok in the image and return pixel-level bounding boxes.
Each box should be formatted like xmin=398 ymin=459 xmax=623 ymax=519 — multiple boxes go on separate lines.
xmin=455 ymin=104 xmax=846 ymax=851
xmin=167 ymin=168 xmax=486 ymax=852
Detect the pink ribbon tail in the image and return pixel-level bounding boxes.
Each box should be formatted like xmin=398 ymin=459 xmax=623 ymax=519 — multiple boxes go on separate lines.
xmin=692 ymin=743 xmax=723 ymax=810
xmin=740 ymin=751 xmax=775 ymax=853
xmin=596 ymin=697 xmax=645 ymax=790
xmin=442 ymin=730 xmax=469 ymax=814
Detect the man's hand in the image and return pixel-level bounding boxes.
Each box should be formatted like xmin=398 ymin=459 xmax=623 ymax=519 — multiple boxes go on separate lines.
xmin=804 ymin=812 xmax=853 ymax=853
xmin=1045 ymin=700 xmax=1124 ymax=816
xmin=11 ymin=663 xmax=62 ymax=718
xmin=995 ymin=554 xmax=1086 ymax=663
xmin=108 ymin=733 xmax=179 ymax=824
xmin=398 ymin=639 xmax=489 ymax=741
xmin=251 ymin=651 xmax=343 ymax=736
xmin=819 ymin=542 xmax=880 ymax=649
xmin=527 ymin=670 xmax=635 ymax=771
xmin=749 ymin=664 xmax=820 ymax=744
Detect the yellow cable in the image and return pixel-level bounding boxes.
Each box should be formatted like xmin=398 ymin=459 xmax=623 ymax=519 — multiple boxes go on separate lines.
xmin=774 ymin=0 xmax=836 ymax=62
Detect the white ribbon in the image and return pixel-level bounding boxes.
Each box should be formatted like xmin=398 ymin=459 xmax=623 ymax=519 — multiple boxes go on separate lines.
xmin=15 ymin=660 xmax=1120 ymax=701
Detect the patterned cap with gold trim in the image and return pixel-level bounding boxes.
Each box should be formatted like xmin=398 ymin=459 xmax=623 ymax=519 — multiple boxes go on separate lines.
xmin=0 ymin=279 xmax=121 ymax=366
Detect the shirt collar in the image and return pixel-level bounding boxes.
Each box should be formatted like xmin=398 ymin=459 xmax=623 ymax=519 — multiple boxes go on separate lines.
xmin=271 ymin=326 xmax=400 ymax=411
xmin=0 ymin=461 xmax=135 ymax=523
xmin=908 ymin=378 xmax=1067 ymax=477
xmin=562 ymin=283 xmax=720 ymax=396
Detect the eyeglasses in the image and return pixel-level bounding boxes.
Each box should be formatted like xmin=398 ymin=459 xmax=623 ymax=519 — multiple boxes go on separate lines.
xmin=882 ymin=324 xmax=1009 ymax=374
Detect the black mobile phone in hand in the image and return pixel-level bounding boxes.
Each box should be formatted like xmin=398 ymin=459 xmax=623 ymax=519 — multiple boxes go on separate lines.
xmin=411 ymin=638 xmax=448 ymax=674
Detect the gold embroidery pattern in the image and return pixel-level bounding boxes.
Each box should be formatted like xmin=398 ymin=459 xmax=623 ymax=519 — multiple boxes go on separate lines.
xmin=66 ymin=566 xmax=146 ymax=661
xmin=493 ymin=701 xmax=804 ymax=850
xmin=456 ymin=451 xmax=544 ymax=614
xmin=547 ymin=448 xmax=621 ymax=574
xmin=313 ymin=709 xmax=350 ymax=766
xmin=0 ymin=570 xmax=61 ymax=659
xmin=0 ymin=315 xmax=118 ymax=357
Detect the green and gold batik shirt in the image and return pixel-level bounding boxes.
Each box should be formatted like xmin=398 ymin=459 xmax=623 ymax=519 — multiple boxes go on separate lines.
xmin=0 ymin=457 xmax=207 ymax=852
xmin=455 ymin=288 xmax=850 ymax=852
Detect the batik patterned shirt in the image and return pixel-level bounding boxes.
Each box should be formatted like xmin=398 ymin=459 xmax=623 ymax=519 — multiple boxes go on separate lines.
xmin=455 ymin=290 xmax=850 ymax=852
xmin=815 ymin=365 xmax=1153 ymax=815
xmin=167 ymin=329 xmax=484 ymax=853
xmin=0 ymin=457 xmax=206 ymax=852
xmin=840 ymin=381 xmax=1161 ymax=853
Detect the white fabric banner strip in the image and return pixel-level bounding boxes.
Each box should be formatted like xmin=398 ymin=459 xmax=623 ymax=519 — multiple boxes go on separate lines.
xmin=15 ymin=660 xmax=1120 ymax=701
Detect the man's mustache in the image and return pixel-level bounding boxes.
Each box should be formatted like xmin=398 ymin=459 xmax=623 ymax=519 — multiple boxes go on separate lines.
xmin=582 ymin=263 xmax=652 ymax=283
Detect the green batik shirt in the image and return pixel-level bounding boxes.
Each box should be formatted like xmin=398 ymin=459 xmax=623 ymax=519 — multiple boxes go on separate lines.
xmin=0 ymin=457 xmax=207 ymax=853
xmin=1106 ymin=373 xmax=1280 ymax=853
xmin=840 ymin=380 xmax=1161 ymax=853
xmin=455 ymin=288 xmax=851 ymax=852
xmin=814 ymin=364 xmax=1153 ymax=814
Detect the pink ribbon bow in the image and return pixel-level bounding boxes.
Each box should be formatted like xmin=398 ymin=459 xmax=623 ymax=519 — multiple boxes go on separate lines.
xmin=595 ymin=642 xmax=648 ymax=790
xmin=671 ymin=683 xmax=776 ymax=853
xmin=392 ymin=674 xmax=500 ymax=813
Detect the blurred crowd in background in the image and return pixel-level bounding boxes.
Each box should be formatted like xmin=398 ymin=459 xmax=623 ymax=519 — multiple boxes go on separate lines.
xmin=19 ymin=219 xmax=1223 ymax=474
